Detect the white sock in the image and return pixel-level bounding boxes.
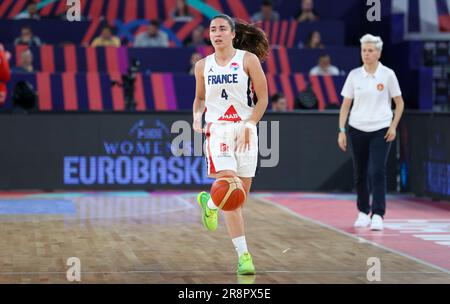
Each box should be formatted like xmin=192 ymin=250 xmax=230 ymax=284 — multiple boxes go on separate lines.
xmin=232 ymin=236 xmax=248 ymax=257
xmin=207 ymin=197 xmax=218 ymax=210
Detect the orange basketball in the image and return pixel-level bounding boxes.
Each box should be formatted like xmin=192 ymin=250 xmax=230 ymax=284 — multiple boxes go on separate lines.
xmin=210 ymin=176 xmax=247 ymax=211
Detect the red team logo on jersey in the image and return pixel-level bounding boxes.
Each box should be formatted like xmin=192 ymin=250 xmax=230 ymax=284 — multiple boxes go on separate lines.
xmin=230 ymin=62 xmax=239 ymax=71
xmin=218 ymin=105 xmax=242 ymax=122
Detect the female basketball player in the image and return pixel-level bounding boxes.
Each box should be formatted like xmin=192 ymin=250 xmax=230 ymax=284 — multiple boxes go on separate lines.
xmin=192 ymin=14 xmax=269 ymax=275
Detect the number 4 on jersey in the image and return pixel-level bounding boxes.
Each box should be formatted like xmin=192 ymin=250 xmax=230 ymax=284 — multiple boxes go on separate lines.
xmin=221 ymin=89 xmax=228 ymax=100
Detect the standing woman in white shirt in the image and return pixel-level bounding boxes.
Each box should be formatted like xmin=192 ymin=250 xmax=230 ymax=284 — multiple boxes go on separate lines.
xmin=338 ymin=34 xmax=404 ymax=230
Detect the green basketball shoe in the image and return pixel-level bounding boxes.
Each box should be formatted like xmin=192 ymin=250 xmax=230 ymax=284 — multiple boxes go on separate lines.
xmin=237 ymin=252 xmax=256 ymax=275
xmin=197 ymin=191 xmax=218 ymax=231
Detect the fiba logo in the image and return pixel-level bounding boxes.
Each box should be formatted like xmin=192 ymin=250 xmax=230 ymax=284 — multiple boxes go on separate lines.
xmin=129 ymin=119 xmax=170 ymax=140
xmin=66 ymin=0 xmax=81 ymax=22
xmin=230 ymin=62 xmax=240 ymax=71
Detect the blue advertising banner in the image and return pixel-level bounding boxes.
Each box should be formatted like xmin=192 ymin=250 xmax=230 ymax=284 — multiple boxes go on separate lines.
xmin=0 ymin=112 xmax=410 ymax=193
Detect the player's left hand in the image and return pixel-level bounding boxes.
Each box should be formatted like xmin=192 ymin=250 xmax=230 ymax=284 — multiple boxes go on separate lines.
xmin=384 ymin=127 xmax=396 ymax=142
xmin=236 ymin=126 xmax=250 ymax=153
xmin=236 ymin=122 xmax=255 ymax=153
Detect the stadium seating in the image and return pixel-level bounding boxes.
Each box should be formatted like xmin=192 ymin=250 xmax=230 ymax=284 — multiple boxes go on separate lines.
xmin=0 ymin=0 xmax=367 ymax=111
xmin=6 ymin=44 xmax=358 ymax=74
xmin=0 ymin=0 xmax=355 ymax=22
xmin=4 ymin=72 xmax=345 ymax=111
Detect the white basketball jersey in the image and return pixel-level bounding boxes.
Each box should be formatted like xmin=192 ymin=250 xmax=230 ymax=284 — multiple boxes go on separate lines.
xmin=204 ymin=49 xmax=256 ymax=123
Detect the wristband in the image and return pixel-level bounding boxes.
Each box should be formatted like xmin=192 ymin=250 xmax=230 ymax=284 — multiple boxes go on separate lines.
xmin=339 ymin=127 xmax=346 ymax=132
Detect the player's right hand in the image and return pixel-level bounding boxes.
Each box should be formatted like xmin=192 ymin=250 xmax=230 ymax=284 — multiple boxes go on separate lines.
xmin=338 ymin=132 xmax=347 ymax=152
xmin=193 ymin=118 xmax=204 ymax=133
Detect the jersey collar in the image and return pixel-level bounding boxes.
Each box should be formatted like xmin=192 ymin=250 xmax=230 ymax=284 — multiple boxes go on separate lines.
xmin=361 ymin=61 xmax=383 ymax=78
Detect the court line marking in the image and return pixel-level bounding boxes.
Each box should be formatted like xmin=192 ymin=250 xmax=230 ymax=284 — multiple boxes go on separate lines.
xmin=0 ymin=270 xmax=447 ymax=275
xmin=384 ymin=219 xmax=450 ymax=222
xmin=354 ymin=234 xmax=401 ymax=236
xmin=174 ymin=195 xmax=196 ymax=209
xmin=256 ymin=196 xmax=450 ymax=276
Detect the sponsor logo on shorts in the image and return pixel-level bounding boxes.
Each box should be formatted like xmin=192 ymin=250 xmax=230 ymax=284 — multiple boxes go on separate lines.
xmin=218 ymin=142 xmax=231 ymax=157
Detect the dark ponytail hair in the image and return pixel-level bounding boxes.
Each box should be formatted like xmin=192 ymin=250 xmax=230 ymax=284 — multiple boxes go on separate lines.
xmin=211 ymin=14 xmax=269 ymax=62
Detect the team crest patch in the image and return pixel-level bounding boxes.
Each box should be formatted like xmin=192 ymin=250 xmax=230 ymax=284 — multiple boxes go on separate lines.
xmin=230 ymin=62 xmax=239 ymax=71
xmin=219 ymin=143 xmax=230 ymax=157
xmin=377 ymin=83 xmax=384 ymax=91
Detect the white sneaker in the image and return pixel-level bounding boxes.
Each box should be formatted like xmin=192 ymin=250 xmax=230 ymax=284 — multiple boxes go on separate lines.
xmin=370 ymin=215 xmax=384 ymax=231
xmin=354 ymin=212 xmax=371 ymax=228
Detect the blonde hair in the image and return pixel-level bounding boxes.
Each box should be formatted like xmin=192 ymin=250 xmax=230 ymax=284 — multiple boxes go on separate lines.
xmin=360 ymin=34 xmax=383 ymax=51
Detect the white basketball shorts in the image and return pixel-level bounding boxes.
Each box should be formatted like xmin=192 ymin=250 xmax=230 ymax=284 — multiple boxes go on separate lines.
xmin=204 ymin=121 xmax=258 ymax=178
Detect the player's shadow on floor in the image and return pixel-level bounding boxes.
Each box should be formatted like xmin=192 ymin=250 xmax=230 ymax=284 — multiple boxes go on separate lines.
xmin=237 ymin=274 xmax=256 ymax=284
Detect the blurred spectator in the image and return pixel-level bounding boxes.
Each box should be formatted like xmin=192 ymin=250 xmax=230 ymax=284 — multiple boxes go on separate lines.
xmin=16 ymin=0 xmax=41 ymax=20
xmin=296 ymin=84 xmax=318 ymax=109
xmin=309 ymin=54 xmax=340 ymax=76
xmin=11 ymin=50 xmax=34 ymax=73
xmin=91 ymin=25 xmax=121 ymax=47
xmin=185 ymin=26 xmax=208 ymax=47
xmin=11 ymin=80 xmax=38 ymax=113
xmin=134 ymin=20 xmax=169 ymax=48
xmin=14 ymin=26 xmax=42 ymax=47
xmin=251 ymin=0 xmax=280 ymax=23
xmin=0 ymin=44 xmax=11 ymax=106
xmin=305 ymin=30 xmax=324 ymax=49
xmin=189 ymin=52 xmax=202 ymax=75
xmin=270 ymin=93 xmax=288 ymax=112
xmin=171 ymin=0 xmax=192 ymax=20
xmin=295 ymin=0 xmax=319 ymax=22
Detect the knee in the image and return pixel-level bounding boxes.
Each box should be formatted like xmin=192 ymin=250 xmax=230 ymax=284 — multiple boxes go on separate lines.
xmin=370 ymin=169 xmax=386 ymax=182
xmin=354 ymin=173 xmax=367 ymax=184
xmin=370 ymin=164 xmax=386 ymax=178
xmin=353 ymin=165 xmax=368 ymax=177
xmin=211 ymin=170 xmax=237 ymax=179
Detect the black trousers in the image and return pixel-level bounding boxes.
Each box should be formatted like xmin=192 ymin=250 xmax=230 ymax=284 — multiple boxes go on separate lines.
xmin=348 ymin=126 xmax=391 ymax=217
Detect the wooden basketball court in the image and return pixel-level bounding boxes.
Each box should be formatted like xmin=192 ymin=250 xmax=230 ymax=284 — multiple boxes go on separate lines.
xmin=0 ymin=191 xmax=449 ymax=284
